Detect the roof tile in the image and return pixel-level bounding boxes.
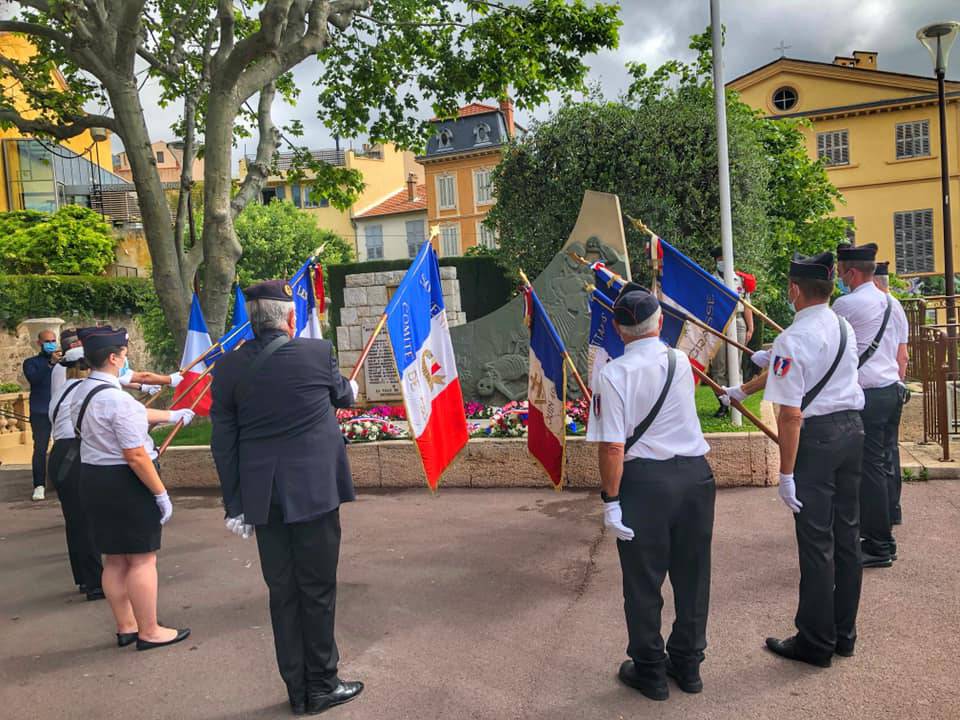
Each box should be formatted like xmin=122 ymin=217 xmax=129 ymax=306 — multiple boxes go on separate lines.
xmin=356 ymin=184 xmax=427 ymax=219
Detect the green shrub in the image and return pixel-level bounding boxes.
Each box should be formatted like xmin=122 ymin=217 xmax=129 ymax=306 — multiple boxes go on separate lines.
xmin=0 ymin=206 xmax=117 ymax=275
xmin=0 ymin=382 xmax=22 ymax=393
xmin=0 ymin=275 xmax=153 ymax=328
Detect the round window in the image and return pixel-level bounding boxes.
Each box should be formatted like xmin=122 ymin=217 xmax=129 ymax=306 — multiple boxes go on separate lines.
xmin=772 ymin=86 xmax=798 ymax=112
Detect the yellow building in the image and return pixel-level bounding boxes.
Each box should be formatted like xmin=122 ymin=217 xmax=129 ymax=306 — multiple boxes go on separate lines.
xmin=0 ymin=32 xmax=116 ymax=213
xmin=729 ymin=51 xmax=960 ymax=276
xmin=238 ymin=143 xmax=423 ymax=256
xmin=418 ymin=101 xmax=518 ymax=256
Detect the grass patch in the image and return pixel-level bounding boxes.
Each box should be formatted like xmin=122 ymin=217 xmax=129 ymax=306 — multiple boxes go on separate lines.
xmin=695 ymin=385 xmax=762 ymax=433
xmin=150 ymin=419 xmax=213 ymax=447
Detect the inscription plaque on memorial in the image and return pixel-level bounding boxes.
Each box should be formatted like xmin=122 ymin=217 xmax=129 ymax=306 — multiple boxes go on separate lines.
xmin=362 ymin=318 xmax=403 ymax=402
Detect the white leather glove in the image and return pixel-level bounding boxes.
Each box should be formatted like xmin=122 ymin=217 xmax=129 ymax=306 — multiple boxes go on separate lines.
xmin=349 ymin=379 xmax=359 ymax=398
xmin=603 ymin=500 xmax=635 ymax=541
xmin=225 ymin=514 xmax=254 ymax=539
xmin=719 ymin=385 xmax=747 ymax=407
xmin=169 ymin=408 xmax=196 ymax=426
xmin=778 ymin=473 xmax=803 ymax=514
xmin=63 ymin=346 xmax=85 ymax=362
xmin=141 ymin=383 xmax=162 ymax=396
xmin=154 ymin=491 xmax=173 ymax=525
xmin=169 ymin=372 xmax=183 ymax=388
xmin=751 ymin=350 xmax=771 ymax=369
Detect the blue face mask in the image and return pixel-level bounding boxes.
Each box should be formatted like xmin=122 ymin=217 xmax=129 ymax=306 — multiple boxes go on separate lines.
xmin=120 ymin=357 xmax=130 ymax=375
xmin=836 ymin=276 xmax=850 ymax=295
xmin=41 ymin=341 xmax=58 ymax=354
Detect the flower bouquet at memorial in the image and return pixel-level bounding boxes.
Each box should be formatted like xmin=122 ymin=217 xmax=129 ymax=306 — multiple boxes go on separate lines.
xmin=340 ymin=416 xmax=410 ymax=443
xmin=464 ymin=401 xmax=496 ymax=419
xmin=367 ymin=405 xmax=407 ymax=421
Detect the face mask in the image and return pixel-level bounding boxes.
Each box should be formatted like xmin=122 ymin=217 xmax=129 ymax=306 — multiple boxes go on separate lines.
xmin=716 ymin=261 xmax=725 ymax=273
xmin=836 ymin=273 xmax=850 ymax=295
xmin=120 ymin=356 xmax=130 ymax=375
xmin=41 ymin=341 xmax=57 ymax=354
xmin=787 ymin=286 xmax=799 ymax=313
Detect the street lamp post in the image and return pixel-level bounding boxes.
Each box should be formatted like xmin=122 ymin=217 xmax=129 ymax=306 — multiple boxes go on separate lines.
xmin=918 ymin=22 xmax=960 ymax=334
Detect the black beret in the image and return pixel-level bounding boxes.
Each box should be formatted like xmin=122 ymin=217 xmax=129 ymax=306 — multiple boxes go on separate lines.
xmin=76 ymin=326 xmax=101 ymax=341
xmin=613 ymin=286 xmax=660 ymax=326
xmin=60 ymin=328 xmax=79 ymax=353
xmin=875 ymin=261 xmax=889 ymax=276
xmin=837 ymin=242 xmax=878 ymax=261
xmin=245 ymin=279 xmax=294 ymax=302
xmin=81 ymin=326 xmax=128 ymax=354
xmin=710 ymin=246 xmax=723 ymax=259
xmin=789 ymin=251 xmax=835 ymax=281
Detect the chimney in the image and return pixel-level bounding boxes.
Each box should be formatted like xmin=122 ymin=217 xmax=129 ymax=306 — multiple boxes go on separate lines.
xmin=852 ymin=51 xmax=877 ymax=70
xmin=406 ymin=172 xmax=416 ymax=202
xmin=499 ymin=96 xmax=515 ymax=138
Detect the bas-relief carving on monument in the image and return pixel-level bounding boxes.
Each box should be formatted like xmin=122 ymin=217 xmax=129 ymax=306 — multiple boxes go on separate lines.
xmin=452 ymin=190 xmax=631 ymax=404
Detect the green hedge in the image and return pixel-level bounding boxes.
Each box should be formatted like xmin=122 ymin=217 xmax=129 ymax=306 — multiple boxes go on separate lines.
xmin=326 ymin=256 xmax=514 ymax=338
xmin=0 ymin=275 xmax=154 ymax=328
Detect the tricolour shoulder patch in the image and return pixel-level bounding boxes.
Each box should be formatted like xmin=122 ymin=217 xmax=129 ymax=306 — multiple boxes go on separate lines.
xmin=772 ymin=356 xmax=793 ymax=377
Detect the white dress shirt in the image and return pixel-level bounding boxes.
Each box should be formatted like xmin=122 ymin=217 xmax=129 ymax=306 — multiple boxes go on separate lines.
xmin=587 ymin=336 xmax=710 ymax=460
xmin=49 ymin=377 xmax=83 ymax=441
xmin=69 ymin=371 xmax=157 ymax=465
xmin=764 ymin=303 xmax=864 ymax=418
xmin=50 ymin=362 xmax=67 ymax=399
xmin=832 ymin=282 xmax=906 ymax=389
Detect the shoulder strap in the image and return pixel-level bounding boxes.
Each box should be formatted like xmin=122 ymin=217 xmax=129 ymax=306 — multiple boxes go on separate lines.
xmin=626 ymin=348 xmax=677 ymax=452
xmin=74 ymin=382 xmax=117 ymax=438
xmin=234 ymin=334 xmax=291 ymax=404
xmin=801 ymin=316 xmax=847 ymax=411
xmin=857 ymin=295 xmax=893 ymax=368
xmin=51 ymin=380 xmax=82 ymax=425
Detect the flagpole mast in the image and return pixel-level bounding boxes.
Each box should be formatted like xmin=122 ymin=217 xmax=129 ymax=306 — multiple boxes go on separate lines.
xmin=519 ymin=270 xmax=591 ymax=402
xmin=349 ymin=313 xmax=387 ymax=383
xmin=710 ymin=0 xmax=742 ymax=426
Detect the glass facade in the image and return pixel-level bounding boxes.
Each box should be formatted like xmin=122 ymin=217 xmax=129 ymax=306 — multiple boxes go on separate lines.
xmin=3 ymin=139 xmax=127 ymax=212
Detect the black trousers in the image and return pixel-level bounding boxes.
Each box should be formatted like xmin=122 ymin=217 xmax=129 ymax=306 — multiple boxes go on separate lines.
xmin=793 ymin=410 xmax=864 ymax=658
xmin=859 ymin=385 xmax=900 ymax=558
xmin=617 ymin=455 xmax=715 ymax=683
xmin=31 ymin=412 xmax=51 ymax=488
xmin=256 ymin=503 xmax=341 ymax=695
xmin=49 ymin=440 xmax=102 ymax=589
xmin=886 ymin=386 xmax=906 ymax=525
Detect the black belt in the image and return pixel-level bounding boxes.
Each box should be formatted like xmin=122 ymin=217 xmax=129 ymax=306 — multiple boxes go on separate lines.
xmin=803 ymin=409 xmax=860 ymax=426
xmin=624 ymin=454 xmax=706 ymax=468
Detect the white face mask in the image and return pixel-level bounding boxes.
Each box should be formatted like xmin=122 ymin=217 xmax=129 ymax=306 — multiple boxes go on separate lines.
xmin=716 ymin=261 xmax=725 ymax=273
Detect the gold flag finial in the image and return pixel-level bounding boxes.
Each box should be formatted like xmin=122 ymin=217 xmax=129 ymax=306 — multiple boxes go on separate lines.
xmin=429 ymin=224 xmax=441 ymax=240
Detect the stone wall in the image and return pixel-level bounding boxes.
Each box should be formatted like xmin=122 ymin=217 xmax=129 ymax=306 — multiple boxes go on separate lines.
xmin=160 ymin=429 xmax=779 ymax=491
xmin=335 ymin=267 xmax=466 ymax=403
xmin=1 ymin=314 xmax=154 ymax=388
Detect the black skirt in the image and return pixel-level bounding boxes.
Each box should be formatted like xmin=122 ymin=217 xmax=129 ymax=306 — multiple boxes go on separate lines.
xmin=80 ymin=462 xmax=162 ymax=554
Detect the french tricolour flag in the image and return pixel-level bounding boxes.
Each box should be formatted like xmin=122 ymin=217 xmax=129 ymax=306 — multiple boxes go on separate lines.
xmin=291 ymin=259 xmax=324 ymax=339
xmin=656 ymin=237 xmax=739 ymax=373
xmin=207 ymin=284 xmax=255 ymax=364
xmin=587 ymin=284 xmax=625 ymax=392
xmin=524 ymin=286 xmax=567 ymax=489
xmin=385 ymin=242 xmax=468 ymax=491
xmin=171 ymin=293 xmax=213 ymax=416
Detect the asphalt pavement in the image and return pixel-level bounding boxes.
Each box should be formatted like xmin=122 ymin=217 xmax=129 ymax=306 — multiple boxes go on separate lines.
xmin=0 ymin=470 xmax=958 ymax=720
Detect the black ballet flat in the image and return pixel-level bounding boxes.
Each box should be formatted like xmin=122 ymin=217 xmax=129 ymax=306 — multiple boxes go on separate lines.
xmin=117 ymin=632 xmax=138 ymax=647
xmin=136 ymin=628 xmax=191 ymax=651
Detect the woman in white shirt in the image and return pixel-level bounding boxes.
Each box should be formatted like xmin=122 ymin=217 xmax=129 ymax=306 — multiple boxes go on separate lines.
xmin=73 ymin=327 xmax=195 ymax=651
xmin=47 ymin=346 xmax=103 ymax=600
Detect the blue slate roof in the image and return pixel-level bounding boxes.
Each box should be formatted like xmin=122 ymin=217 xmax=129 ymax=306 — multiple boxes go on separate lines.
xmin=424 ymin=107 xmax=513 ymax=158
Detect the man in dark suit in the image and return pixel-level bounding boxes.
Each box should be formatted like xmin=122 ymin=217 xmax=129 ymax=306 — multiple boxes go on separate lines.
xmin=210 ymin=279 xmax=363 ymax=716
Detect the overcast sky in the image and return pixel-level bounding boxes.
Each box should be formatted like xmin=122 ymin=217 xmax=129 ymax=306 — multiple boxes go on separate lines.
xmin=8 ymin=1 xmax=955 ymax=170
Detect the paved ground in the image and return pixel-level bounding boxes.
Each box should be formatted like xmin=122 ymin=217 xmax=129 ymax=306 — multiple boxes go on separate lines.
xmin=1 ymin=471 xmax=958 ymax=720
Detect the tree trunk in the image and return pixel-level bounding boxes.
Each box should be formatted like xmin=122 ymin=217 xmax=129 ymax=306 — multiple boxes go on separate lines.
xmin=108 ymin=79 xmax=192 ymax=347
xmin=199 ymin=94 xmax=244 ymax=336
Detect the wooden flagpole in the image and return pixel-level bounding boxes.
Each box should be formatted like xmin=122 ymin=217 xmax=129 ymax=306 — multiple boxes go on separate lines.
xmin=349 ymin=313 xmax=387 ymax=382
xmin=519 ymin=270 xmax=591 ymax=402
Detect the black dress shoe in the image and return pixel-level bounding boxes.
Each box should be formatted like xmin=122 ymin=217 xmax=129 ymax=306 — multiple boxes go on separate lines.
xmin=665 ymin=657 xmax=703 ymax=694
xmin=861 ymin=553 xmax=893 ymax=569
xmin=289 ymin=697 xmax=306 ymax=716
xmin=117 ymin=632 xmax=138 ymax=648
xmin=136 ymin=628 xmax=191 ymax=651
xmin=306 ymin=681 xmax=363 ymax=714
xmin=617 ymin=661 xmax=668 ymax=701
xmin=86 ymin=587 xmax=106 ymax=601
xmin=765 ymin=636 xmax=832 ymax=668
xmin=834 ymin=638 xmax=855 ymax=657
